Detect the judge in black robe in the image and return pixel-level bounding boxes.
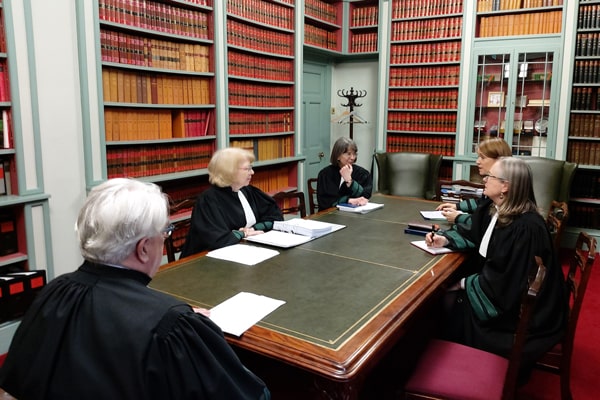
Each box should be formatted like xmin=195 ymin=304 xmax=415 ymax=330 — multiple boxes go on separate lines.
xmin=427 ymin=158 xmax=568 ymax=374
xmin=317 ymin=137 xmax=373 ymax=210
xmin=180 ymin=148 xmax=283 ymax=258
xmin=0 ymin=178 xmax=269 ymax=400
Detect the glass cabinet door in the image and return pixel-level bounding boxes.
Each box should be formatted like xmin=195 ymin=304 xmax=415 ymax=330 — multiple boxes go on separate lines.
xmin=471 ymin=49 xmax=558 ymax=161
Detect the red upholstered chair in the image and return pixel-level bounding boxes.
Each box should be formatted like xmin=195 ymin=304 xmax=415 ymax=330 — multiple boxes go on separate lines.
xmin=403 ymin=256 xmax=547 ymax=400
xmin=534 ymin=231 xmax=597 ymax=400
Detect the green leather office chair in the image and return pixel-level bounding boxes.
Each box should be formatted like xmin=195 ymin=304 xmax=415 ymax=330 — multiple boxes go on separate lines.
xmin=374 ymin=152 xmax=442 ymax=200
xmin=519 ymin=156 xmax=577 ymax=216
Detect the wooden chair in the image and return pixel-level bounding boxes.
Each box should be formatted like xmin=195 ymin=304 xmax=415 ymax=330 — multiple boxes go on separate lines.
xmin=534 ymin=231 xmax=597 ymax=400
xmin=273 ymin=191 xmax=306 ymax=218
xmin=165 ymin=198 xmax=196 ymax=263
xmin=403 ymin=256 xmax=547 ymax=400
xmin=545 ymin=200 xmax=569 ymax=251
xmin=436 ymin=179 xmax=485 ymax=203
xmin=307 ymin=178 xmax=318 ymax=214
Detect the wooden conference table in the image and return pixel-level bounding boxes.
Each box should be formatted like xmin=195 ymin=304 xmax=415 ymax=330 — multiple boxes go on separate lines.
xmin=151 ymin=194 xmax=466 ymax=399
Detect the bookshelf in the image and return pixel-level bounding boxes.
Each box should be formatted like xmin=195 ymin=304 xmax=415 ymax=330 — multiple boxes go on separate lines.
xmin=304 ymin=0 xmax=342 ymax=53
xmin=567 ymin=0 xmax=600 ymax=237
xmin=226 ymin=0 xmax=298 ymax=193
xmin=0 ymin=0 xmax=53 ymax=350
xmin=386 ymin=0 xmax=464 ymax=179
xmin=348 ymin=0 xmax=379 ymax=55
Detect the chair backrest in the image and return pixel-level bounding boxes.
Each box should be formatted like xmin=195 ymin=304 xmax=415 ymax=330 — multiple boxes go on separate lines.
xmin=561 ymin=232 xmax=597 ymax=368
xmin=437 ymin=179 xmax=485 ymax=202
xmin=374 ymin=151 xmax=442 ymax=199
xmin=273 ymin=191 xmax=307 ymax=218
xmin=307 ymin=178 xmax=318 ymax=214
xmin=545 ymin=200 xmax=569 ymax=250
xmin=166 ymin=198 xmax=196 ymax=263
xmin=503 ymin=256 xmax=547 ymax=399
xmin=519 ymin=156 xmax=577 ymax=215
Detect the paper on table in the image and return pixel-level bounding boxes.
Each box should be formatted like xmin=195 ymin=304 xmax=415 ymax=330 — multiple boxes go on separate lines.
xmin=209 ymin=292 xmax=286 ymax=337
xmin=206 ymin=244 xmax=279 ymax=266
xmin=420 ymin=210 xmax=464 ymax=220
xmin=411 ymin=240 xmax=454 ymax=255
xmin=245 ymin=223 xmax=345 ymax=248
xmin=336 ymin=202 xmax=384 ymax=214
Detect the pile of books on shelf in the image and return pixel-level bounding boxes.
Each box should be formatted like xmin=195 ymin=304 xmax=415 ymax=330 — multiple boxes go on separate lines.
xmin=439 ymin=184 xmax=484 ymax=203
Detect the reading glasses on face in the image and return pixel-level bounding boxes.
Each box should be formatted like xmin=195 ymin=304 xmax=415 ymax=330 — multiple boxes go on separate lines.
xmin=161 ymin=223 xmax=175 ymax=238
xmin=239 ymin=166 xmax=254 ymax=172
xmin=483 ymin=173 xmax=508 ymax=182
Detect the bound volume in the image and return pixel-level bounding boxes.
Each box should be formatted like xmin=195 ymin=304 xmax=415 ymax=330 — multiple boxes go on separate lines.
xmin=273 ymin=218 xmax=333 ymax=238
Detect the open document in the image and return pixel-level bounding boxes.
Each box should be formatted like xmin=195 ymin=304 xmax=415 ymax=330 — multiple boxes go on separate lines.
xmin=209 ymin=292 xmax=286 ymax=337
xmin=245 ymin=218 xmax=345 ymax=248
xmin=411 ymin=240 xmax=454 ymax=255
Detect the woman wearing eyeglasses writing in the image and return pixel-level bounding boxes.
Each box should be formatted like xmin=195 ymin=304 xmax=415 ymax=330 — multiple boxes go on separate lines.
xmin=180 ymin=147 xmax=283 ymax=258
xmin=426 ymin=157 xmax=567 ymax=379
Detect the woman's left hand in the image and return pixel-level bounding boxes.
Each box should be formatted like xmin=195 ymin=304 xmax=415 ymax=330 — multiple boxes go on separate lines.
xmin=349 ymin=196 xmax=369 ymax=206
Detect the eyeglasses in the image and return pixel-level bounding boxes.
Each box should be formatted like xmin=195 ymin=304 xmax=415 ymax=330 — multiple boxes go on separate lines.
xmin=161 ymin=223 xmax=175 ymax=238
xmin=239 ymin=166 xmax=254 ymax=172
xmin=483 ymin=173 xmax=508 ymax=182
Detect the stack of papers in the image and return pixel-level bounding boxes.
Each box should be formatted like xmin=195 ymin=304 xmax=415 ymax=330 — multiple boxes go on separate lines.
xmin=206 ymin=244 xmax=279 ymax=266
xmin=336 ymin=202 xmax=384 ymax=214
xmin=411 ymin=240 xmax=454 ymax=255
xmin=246 ymin=221 xmax=345 ymax=248
xmin=273 ymin=218 xmax=333 ymax=238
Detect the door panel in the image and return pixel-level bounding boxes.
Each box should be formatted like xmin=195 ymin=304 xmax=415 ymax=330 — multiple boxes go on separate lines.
xmin=303 ymin=62 xmax=330 ymax=181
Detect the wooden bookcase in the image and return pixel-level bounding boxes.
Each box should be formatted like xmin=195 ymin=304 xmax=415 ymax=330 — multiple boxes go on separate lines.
xmin=386 ymin=0 xmax=464 ymax=179
xmin=566 ymin=0 xmax=600 ymax=237
xmin=226 ymin=0 xmax=298 ymax=194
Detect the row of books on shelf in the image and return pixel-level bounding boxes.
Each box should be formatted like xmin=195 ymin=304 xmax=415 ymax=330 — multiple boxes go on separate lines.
xmin=566 ymin=141 xmax=600 ymax=166
xmin=389 ymin=65 xmax=461 ymax=87
xmin=107 ymin=142 xmax=215 ymax=178
xmin=573 ymin=61 xmax=600 ymax=85
xmin=229 ymin=111 xmax=293 ymax=135
xmin=571 ymin=87 xmax=600 ymax=111
xmin=388 ymin=90 xmax=458 ymax=110
xmin=227 ymin=0 xmax=293 ymax=30
xmin=478 ymin=11 xmax=562 ymax=37
xmin=102 ymin=68 xmax=211 ymax=105
xmin=0 ymin=110 xmax=11 ymax=149
xmin=0 ymin=62 xmax=9 ymax=102
xmin=477 ymin=0 xmax=562 ymax=12
xmin=385 ymin=135 xmax=456 ymax=156
xmin=571 ymin=171 xmax=600 ymax=199
xmin=228 ymin=50 xmax=294 ymax=82
xmin=0 ymin=270 xmax=47 ymax=324
xmin=391 ymin=0 xmax=463 ymax=19
xmin=304 ymin=0 xmax=338 ymax=25
xmin=98 ymin=0 xmax=211 ymax=40
xmin=578 ymin=4 xmax=600 ymax=30
xmin=0 ymin=159 xmax=14 ymax=196
xmin=304 ymin=25 xmax=338 ymax=51
xmin=227 ymin=19 xmax=293 ymax=57
xmin=230 ymin=137 xmax=294 ymax=162
xmin=100 ymin=29 xmax=211 ymax=72
xmin=567 ymin=204 xmax=600 ymax=230
xmin=391 ymin=17 xmax=462 ymax=41
xmin=575 ymin=33 xmax=600 ymax=58
xmin=350 ymin=32 xmax=377 ymax=54
xmin=228 ymin=82 xmax=294 ymax=108
xmin=0 ymin=10 xmax=5 ymax=54
xmin=390 ymin=42 xmax=462 ymax=64
xmin=104 ymin=109 xmax=212 ymax=141
xmin=569 ymin=113 xmax=600 ymax=138
xmin=350 ymin=5 xmax=378 ymax=28
xmin=387 ymin=112 xmax=457 ymax=132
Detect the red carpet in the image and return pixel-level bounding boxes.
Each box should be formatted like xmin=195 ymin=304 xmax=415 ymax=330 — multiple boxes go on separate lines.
xmin=518 ymin=250 xmax=600 ymax=400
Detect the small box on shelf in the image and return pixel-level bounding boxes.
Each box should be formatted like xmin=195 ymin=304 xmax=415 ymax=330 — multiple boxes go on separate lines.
xmin=0 ymin=270 xmax=47 ymax=323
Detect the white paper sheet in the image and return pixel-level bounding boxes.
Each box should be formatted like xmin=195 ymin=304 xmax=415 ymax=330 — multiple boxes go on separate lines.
xmin=209 ymin=292 xmax=286 ymax=336
xmin=206 ymin=244 xmax=279 ymax=266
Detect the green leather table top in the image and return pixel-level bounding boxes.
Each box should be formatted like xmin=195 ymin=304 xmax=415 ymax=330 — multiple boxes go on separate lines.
xmin=150 ymin=195 xmax=452 ymax=350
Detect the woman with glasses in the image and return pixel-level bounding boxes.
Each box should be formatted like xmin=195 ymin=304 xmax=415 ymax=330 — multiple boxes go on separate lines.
xmin=435 ymin=137 xmax=512 ymax=249
xmin=180 ymin=147 xmax=283 ymax=258
xmin=316 ymin=136 xmax=373 ymax=210
xmin=0 ymin=178 xmax=270 ymax=399
xmin=426 ymin=157 xmax=567 ymax=379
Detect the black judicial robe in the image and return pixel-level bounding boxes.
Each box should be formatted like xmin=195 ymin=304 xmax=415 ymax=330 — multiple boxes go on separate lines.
xmin=0 ymin=262 xmax=269 ymax=400
xmin=316 ymin=164 xmax=373 ymax=210
xmin=180 ymin=185 xmax=283 ymax=258
xmin=443 ymin=201 xmax=568 ymax=370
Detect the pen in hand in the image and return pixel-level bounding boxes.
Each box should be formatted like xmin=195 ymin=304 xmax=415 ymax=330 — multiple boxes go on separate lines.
xmin=427 ymin=224 xmax=438 ymax=246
